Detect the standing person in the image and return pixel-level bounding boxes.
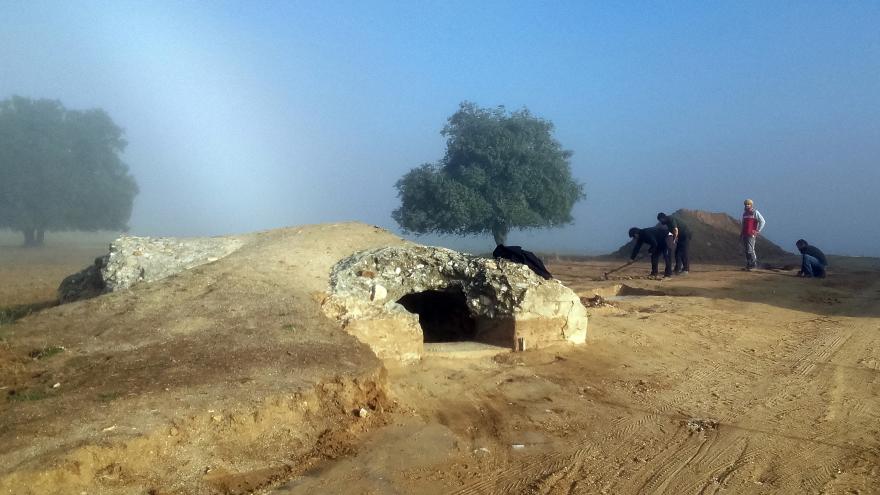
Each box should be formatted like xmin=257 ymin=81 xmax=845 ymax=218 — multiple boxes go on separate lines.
xmin=795 ymin=239 xmax=828 ymax=278
xmin=741 ymin=199 xmax=766 ymax=271
xmin=657 ymin=212 xmax=692 ymax=275
xmin=628 ymin=226 xmax=672 ymax=277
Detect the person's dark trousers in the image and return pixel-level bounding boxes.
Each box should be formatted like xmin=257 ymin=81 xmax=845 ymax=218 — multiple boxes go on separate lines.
xmin=675 ymin=234 xmax=691 ymax=272
xmin=663 ymin=247 xmax=672 ymax=276
xmin=649 ymin=248 xmax=673 ymax=276
xmin=802 ymin=254 xmax=826 ymax=277
xmin=662 ymin=235 xmax=675 ymax=276
xmin=650 ymin=251 xmax=660 ymax=275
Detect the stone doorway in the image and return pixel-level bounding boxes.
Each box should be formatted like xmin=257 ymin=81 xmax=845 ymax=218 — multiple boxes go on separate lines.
xmin=396 ymin=288 xmax=477 ymax=343
xmin=323 ymin=244 xmax=588 ymax=362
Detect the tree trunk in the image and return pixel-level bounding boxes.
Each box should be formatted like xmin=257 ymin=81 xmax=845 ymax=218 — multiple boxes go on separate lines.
xmin=22 ymin=228 xmax=35 ymax=247
xmin=36 ymin=228 xmax=45 ymax=246
xmin=492 ymin=225 xmax=509 ymax=246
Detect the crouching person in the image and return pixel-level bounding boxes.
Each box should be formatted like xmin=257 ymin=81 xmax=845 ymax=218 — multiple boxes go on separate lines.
xmin=796 ymin=239 xmax=828 ymax=278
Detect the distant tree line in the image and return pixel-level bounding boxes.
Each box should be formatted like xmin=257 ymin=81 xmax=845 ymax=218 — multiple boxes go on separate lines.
xmin=0 ymin=96 xmax=138 ymax=246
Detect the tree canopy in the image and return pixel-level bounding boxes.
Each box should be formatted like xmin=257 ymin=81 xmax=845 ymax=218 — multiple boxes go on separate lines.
xmin=0 ymin=96 xmax=138 ymax=246
xmin=393 ymin=102 xmax=585 ymax=245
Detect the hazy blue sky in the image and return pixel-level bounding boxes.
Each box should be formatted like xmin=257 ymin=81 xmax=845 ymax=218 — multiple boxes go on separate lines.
xmin=2 ymin=1 xmax=878 ymax=255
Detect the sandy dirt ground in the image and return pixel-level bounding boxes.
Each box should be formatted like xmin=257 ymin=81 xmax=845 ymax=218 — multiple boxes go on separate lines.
xmin=0 ymin=226 xmax=402 ymax=495
xmin=277 ymin=259 xmax=880 ymax=495
xmin=2 ymin=228 xmax=879 ymax=494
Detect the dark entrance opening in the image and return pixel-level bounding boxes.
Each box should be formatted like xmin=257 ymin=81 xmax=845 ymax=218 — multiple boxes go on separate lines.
xmin=396 ymin=289 xmax=477 ymax=342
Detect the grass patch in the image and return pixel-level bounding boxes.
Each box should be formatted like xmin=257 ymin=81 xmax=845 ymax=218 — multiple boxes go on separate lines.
xmin=98 ymin=391 xmax=122 ymax=402
xmin=282 ymin=324 xmax=296 ymax=332
xmin=29 ymin=345 xmax=65 ymax=360
xmin=7 ymin=389 xmax=50 ymax=402
xmin=0 ymin=301 xmax=57 ymax=326
xmin=0 ymin=306 xmax=31 ymax=326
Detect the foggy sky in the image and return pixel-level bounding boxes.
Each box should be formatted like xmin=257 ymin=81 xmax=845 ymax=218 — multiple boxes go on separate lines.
xmin=2 ymin=1 xmax=879 ymax=256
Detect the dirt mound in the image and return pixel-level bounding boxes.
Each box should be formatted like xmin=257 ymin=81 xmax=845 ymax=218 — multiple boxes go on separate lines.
xmin=0 ymin=222 xmax=406 ymax=495
xmin=609 ymin=209 xmax=793 ymax=263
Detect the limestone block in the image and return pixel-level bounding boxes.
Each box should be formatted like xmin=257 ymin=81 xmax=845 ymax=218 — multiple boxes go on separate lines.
xmin=343 ymin=313 xmax=423 ymax=363
xmin=58 ymin=235 xmax=243 ymax=303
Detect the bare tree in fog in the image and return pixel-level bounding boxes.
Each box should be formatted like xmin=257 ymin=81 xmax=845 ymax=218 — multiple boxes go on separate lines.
xmin=393 ymin=102 xmax=585 ymax=246
xmin=0 ymin=96 xmax=138 ymax=246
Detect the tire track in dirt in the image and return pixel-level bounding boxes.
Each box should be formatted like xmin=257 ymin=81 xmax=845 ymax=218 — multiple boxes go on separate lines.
xmin=597 ymin=428 xmax=717 ymax=495
xmin=757 ymin=318 xmax=848 ymax=413
xmin=452 ymin=361 xmax=727 ymax=495
xmin=736 ymin=317 xmax=871 ymax=493
xmin=765 ymin=439 xmax=837 ymax=492
xmin=810 ymin=319 xmax=880 ymax=461
xmin=453 ymin=291 xmax=879 ymax=495
xmin=451 ymin=447 xmax=592 ymax=495
xmin=695 ymin=436 xmax=755 ymax=495
xmin=606 ymin=325 xmax=854 ymax=494
xmin=640 ymin=430 xmax=718 ymax=495
xmin=794 ymin=331 xmax=850 ymax=377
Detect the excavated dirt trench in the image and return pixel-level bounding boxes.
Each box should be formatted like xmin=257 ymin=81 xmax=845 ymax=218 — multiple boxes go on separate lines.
xmin=592 ymin=284 xmax=667 ymax=298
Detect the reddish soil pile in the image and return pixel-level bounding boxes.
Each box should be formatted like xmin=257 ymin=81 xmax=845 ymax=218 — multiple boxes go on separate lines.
xmin=610 ymin=209 xmax=793 ymax=264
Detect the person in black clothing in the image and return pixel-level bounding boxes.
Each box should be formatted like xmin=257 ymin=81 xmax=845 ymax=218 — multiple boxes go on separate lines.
xmin=657 ymin=212 xmax=692 ymax=275
xmin=628 ymin=226 xmax=672 ymax=277
xmin=795 ymin=239 xmax=828 ymax=278
xmin=493 ymin=244 xmax=553 ymax=280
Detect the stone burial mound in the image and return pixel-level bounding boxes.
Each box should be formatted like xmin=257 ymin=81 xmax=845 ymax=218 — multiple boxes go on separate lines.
xmin=610 ymin=209 xmax=793 ymax=263
xmin=322 ymin=245 xmax=588 ymax=361
xmin=0 ymin=222 xmax=588 ymax=495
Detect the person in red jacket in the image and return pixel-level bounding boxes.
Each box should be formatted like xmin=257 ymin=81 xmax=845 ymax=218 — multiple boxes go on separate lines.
xmin=741 ymin=199 xmax=766 ymax=270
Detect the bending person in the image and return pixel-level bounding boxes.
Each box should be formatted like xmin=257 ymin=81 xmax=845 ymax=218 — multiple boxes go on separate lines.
xmin=628 ymin=226 xmax=672 ymax=278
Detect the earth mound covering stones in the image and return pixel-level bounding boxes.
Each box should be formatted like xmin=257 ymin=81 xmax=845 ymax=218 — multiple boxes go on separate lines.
xmin=610 ymin=209 xmax=793 ymax=263
xmin=1 ymin=223 xmax=403 ymax=495
xmin=1 ymin=222 xmax=588 ymax=494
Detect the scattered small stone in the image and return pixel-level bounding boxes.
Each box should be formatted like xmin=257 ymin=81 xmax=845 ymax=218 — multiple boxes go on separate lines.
xmin=52 ymin=382 xmax=61 ymax=388
xmin=685 ymin=418 xmax=719 ymax=432
xmin=357 ymin=407 xmax=369 ymax=418
xmin=581 ymin=295 xmax=612 ymax=308
xmin=169 ymin=427 xmax=179 ymax=437
xmin=211 ymin=415 xmax=222 ymax=422
xmin=511 ymin=444 xmax=526 ymax=449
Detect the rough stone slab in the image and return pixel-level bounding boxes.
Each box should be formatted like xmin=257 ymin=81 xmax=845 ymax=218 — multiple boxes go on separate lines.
xmin=58 ymin=235 xmax=243 ymax=302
